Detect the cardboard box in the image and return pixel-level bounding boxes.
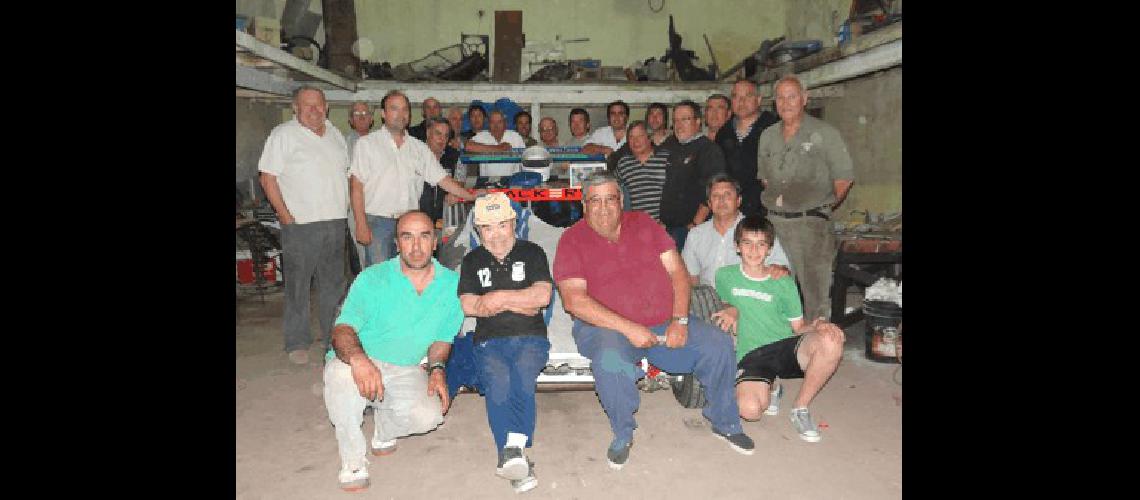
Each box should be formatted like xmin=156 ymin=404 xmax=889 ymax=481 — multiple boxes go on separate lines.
xmin=247 ymin=16 xmax=280 ymax=45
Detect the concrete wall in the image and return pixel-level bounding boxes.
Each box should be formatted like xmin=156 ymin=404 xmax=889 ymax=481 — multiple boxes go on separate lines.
xmin=236 ymin=0 xmax=326 ymax=46
xmin=784 ymin=0 xmax=850 ymax=48
xmin=819 ymin=67 xmax=901 ymax=217
xmin=353 ymin=0 xmax=785 ymax=78
xmin=236 ymin=98 xmax=288 ymax=200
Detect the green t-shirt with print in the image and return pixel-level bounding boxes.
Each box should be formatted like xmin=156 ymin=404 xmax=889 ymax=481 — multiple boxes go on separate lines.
xmin=715 ymin=264 xmax=803 ymax=362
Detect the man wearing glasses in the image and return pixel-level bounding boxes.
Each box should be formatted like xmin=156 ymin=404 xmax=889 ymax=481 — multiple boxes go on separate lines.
xmin=658 ymin=100 xmax=727 ymax=250
xmin=344 ymin=101 xmax=374 ymax=273
xmin=553 ymin=171 xmax=754 ymax=471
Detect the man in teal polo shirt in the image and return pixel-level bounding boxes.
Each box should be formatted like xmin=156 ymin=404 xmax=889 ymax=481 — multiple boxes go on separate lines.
xmin=322 ymin=210 xmax=463 ymax=492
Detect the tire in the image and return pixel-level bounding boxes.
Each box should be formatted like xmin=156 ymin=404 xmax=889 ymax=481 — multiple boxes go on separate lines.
xmin=670 ymin=285 xmax=722 ymax=408
xmin=672 ymin=373 xmax=708 ymax=408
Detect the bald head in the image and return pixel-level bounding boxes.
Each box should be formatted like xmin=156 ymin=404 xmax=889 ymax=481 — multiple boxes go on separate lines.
xmin=422 ymin=98 xmax=441 ymax=119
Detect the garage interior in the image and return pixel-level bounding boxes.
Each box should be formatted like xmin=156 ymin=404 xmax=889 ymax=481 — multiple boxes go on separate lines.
xmin=236 ymin=0 xmax=902 ymax=497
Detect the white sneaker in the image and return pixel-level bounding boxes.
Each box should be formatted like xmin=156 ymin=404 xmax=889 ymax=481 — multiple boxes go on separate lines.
xmin=337 ymin=462 xmax=370 ymax=492
xmin=790 ymin=407 xmax=821 ymax=443
xmin=288 ymin=350 xmax=309 ymax=365
xmin=371 ymin=438 xmax=397 ymax=456
xmin=765 ymin=384 xmax=783 ymax=416
xmin=497 ymin=446 xmax=529 ymax=480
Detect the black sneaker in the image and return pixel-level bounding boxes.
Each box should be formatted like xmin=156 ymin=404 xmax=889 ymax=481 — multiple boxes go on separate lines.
xmin=712 ymin=429 xmax=755 ymax=455
xmin=496 ymin=446 xmax=529 ymax=480
xmin=606 ymin=437 xmax=633 ymax=470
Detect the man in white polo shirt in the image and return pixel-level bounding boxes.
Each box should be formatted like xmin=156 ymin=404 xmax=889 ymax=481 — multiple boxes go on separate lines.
xmin=464 ymin=108 xmax=528 ymax=178
xmin=258 ymin=85 xmax=350 ymax=365
xmin=350 ymin=90 xmax=478 ymax=267
xmin=581 ymin=100 xmax=630 ymax=157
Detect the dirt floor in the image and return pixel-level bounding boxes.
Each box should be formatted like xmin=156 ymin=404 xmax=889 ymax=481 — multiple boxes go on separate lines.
xmin=236 ymin=289 xmax=902 ymax=499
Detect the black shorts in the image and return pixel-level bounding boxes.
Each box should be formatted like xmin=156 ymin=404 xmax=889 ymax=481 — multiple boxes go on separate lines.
xmin=735 ymin=336 xmax=805 ymax=386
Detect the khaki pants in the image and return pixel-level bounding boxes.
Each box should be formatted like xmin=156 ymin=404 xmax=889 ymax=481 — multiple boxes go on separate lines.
xmin=323 ymin=357 xmax=444 ymax=470
xmin=769 ymin=215 xmax=836 ymax=320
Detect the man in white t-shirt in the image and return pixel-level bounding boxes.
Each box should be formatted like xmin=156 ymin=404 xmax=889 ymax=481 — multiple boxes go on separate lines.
xmin=349 ymin=90 xmax=478 ymax=267
xmin=258 ymin=85 xmax=350 ymax=365
xmin=581 ymin=100 xmax=630 ymax=157
xmin=464 ymin=109 xmax=528 ymax=178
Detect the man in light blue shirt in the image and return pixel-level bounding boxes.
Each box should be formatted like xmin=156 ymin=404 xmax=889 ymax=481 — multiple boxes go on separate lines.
xmin=683 ymin=173 xmax=791 ymax=287
xmin=322 ymin=210 xmax=463 ymax=493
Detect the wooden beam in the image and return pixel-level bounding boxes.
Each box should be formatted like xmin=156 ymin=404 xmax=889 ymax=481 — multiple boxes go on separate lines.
xmin=236 ymin=64 xmax=296 ymax=96
xmin=325 ymin=81 xmax=731 ymax=105
xmin=235 ymin=29 xmax=356 ymax=91
xmin=320 ymin=0 xmax=361 ymax=79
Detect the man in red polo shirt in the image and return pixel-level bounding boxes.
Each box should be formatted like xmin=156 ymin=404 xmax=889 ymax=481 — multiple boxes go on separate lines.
xmin=553 ymin=171 xmax=754 ymax=470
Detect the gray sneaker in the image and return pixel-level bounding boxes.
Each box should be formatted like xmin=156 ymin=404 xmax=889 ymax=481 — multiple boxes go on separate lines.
xmin=765 ymin=384 xmax=784 ymax=416
xmin=497 ymin=446 xmax=529 ymax=480
xmin=510 ymin=463 xmax=538 ymax=493
xmin=790 ymin=407 xmax=821 ymax=442
xmin=606 ymin=437 xmax=633 ymax=470
xmin=712 ymin=429 xmax=755 ymax=455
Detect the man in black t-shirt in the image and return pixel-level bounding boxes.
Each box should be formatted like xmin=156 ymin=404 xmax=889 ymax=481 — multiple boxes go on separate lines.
xmin=458 ymin=192 xmax=552 ymax=494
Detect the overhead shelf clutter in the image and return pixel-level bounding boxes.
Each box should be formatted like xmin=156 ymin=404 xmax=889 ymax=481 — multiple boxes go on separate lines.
xmin=755 ymin=22 xmax=901 ymax=97
xmin=236 ymin=23 xmax=900 ymax=105
xmin=236 ymin=29 xmax=357 ymax=96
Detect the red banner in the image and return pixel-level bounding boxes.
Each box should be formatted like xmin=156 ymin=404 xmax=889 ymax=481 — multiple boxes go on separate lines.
xmin=467 ymin=188 xmax=583 ymax=202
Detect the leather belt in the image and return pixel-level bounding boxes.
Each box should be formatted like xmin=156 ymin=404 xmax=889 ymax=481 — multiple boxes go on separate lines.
xmin=768 ymin=205 xmax=831 ymax=220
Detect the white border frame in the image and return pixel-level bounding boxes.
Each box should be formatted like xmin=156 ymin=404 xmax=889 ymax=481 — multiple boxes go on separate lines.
xmin=568 ymin=162 xmax=607 ymax=188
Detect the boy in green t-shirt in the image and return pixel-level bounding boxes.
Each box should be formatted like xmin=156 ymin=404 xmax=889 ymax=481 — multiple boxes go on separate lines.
xmin=711 ymin=215 xmax=846 ymax=443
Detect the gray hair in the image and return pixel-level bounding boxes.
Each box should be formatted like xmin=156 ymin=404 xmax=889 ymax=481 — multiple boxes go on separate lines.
xmin=291 ymin=85 xmax=325 ymax=104
xmin=706 ymin=173 xmax=741 ymax=199
xmin=774 ymin=74 xmax=806 ymax=95
xmin=425 ymin=116 xmax=450 ymax=130
xmin=581 ymin=170 xmax=621 ymax=198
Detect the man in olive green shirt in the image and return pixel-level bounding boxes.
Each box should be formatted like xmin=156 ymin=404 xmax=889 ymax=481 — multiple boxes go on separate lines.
xmin=756 ymin=75 xmax=854 ymax=321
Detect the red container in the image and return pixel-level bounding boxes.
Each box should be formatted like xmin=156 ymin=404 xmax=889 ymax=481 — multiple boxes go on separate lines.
xmin=236 ymin=258 xmax=278 ymax=284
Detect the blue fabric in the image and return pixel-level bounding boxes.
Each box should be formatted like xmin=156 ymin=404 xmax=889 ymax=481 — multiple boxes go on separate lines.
xmin=462 ymin=98 xmax=525 ymax=133
xmin=473 ymin=335 xmax=550 ymax=452
xmin=445 ymin=332 xmax=481 ymax=399
xmin=571 ymin=317 xmax=743 ymax=442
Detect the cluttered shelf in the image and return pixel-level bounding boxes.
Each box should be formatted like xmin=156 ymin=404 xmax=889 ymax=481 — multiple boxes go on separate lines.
xmin=238 ymin=22 xmax=900 ymax=105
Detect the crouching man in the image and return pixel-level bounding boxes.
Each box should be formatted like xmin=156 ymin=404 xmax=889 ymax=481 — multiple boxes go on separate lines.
xmin=459 ymin=192 xmax=554 ymax=493
xmin=711 ymin=215 xmax=845 ymax=443
xmin=322 ymin=210 xmax=462 ymax=492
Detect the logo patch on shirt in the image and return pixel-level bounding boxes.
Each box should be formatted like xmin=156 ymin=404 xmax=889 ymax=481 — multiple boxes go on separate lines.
xmin=802 ymin=142 xmax=814 ymax=152
xmin=511 ymin=261 xmax=526 ymax=281
xmin=732 ymin=287 xmax=773 ymax=302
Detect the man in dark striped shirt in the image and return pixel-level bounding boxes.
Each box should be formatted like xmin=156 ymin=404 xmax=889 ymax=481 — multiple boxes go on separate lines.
xmin=613 ymin=121 xmax=670 ymax=221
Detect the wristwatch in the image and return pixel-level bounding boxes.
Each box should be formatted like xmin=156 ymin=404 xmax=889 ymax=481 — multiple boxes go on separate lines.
xmin=426 ymin=361 xmax=446 ymax=374
xmin=672 ymin=316 xmax=689 ymax=326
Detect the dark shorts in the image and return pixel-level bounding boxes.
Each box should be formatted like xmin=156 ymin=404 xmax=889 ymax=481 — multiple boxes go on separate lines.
xmin=735 ymin=336 xmax=805 ymax=386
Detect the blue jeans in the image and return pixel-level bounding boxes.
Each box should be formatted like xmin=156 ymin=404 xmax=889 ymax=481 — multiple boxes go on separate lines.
xmin=472 ymin=335 xmax=551 ymax=452
xmin=363 ymin=214 xmax=398 ymax=266
xmin=572 ymin=317 xmax=742 ymax=443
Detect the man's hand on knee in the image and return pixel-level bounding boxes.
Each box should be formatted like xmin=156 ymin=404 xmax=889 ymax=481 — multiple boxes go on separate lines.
xmin=350 ymin=355 xmax=384 ymax=400
xmin=664 ymin=320 xmax=688 ymax=349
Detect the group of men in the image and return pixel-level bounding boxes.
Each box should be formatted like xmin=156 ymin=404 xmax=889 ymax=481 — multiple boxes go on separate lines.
xmin=254 ymin=74 xmax=856 ymax=493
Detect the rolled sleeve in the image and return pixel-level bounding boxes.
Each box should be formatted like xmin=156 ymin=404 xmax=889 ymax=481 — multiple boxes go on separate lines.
xmin=422 ymin=149 xmax=447 ymax=186
xmin=257 ymin=129 xmax=288 ymax=176
xmin=335 ymin=272 xmax=375 ymax=334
